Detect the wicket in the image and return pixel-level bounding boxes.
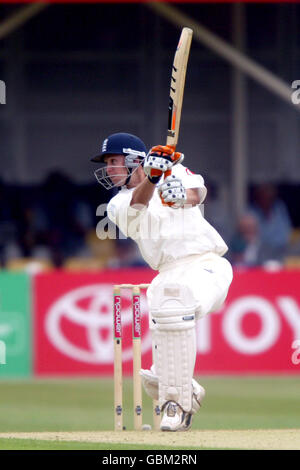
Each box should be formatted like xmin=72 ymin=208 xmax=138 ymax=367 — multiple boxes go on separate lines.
xmin=113 ymin=283 xmax=160 ymax=431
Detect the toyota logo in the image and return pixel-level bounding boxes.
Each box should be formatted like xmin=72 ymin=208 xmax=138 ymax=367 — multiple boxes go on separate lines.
xmin=45 ymin=284 xmax=152 ymax=364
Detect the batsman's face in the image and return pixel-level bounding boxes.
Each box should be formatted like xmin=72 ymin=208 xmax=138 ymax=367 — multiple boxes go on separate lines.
xmin=104 ymin=154 xmax=128 ymax=186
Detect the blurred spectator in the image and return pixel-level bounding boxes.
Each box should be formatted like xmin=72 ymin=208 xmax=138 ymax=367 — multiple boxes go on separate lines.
xmin=2 ymin=176 xmax=295 ymax=270
xmin=229 ymin=213 xmax=262 ymax=267
xmin=9 ymin=171 xmax=94 ymax=267
xmin=286 ymin=229 xmax=300 ymax=258
xmin=249 ymin=183 xmax=292 ymax=263
xmin=107 ymin=238 xmax=147 ymax=269
xmin=38 ymin=171 xmax=94 ymax=266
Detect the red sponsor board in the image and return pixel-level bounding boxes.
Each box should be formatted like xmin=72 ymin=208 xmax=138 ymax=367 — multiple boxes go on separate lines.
xmin=198 ymin=269 xmax=300 ymax=374
xmin=34 ymin=269 xmax=300 ymax=376
xmin=33 ymin=270 xmax=155 ymax=376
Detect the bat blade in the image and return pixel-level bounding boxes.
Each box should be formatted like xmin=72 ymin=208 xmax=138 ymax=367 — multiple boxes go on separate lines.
xmin=166 ymin=27 xmax=193 ymax=150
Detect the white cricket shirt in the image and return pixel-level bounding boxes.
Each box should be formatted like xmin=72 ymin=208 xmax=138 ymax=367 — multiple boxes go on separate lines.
xmin=107 ymin=164 xmax=228 ymax=271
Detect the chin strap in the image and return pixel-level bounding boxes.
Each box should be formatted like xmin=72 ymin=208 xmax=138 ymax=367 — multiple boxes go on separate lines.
xmin=124 ymin=167 xmax=132 ymax=186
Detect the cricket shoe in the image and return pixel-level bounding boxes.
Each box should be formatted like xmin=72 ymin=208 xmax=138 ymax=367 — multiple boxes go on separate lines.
xmin=140 ymin=367 xmax=206 ymax=415
xmin=160 ymin=401 xmax=192 ymax=432
xmin=179 ymin=411 xmax=193 ymax=432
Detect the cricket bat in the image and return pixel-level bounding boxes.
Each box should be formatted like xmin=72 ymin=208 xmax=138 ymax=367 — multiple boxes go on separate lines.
xmin=166 ymin=27 xmax=193 ymax=151
xmin=161 ymin=27 xmax=193 ymax=204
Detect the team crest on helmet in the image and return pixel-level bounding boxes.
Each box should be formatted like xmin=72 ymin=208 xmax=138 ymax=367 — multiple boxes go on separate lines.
xmin=102 ymin=139 xmax=108 ymax=152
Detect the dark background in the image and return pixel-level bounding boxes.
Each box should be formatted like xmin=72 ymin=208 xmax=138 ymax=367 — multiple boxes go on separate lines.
xmin=0 ymin=2 xmax=299 ymax=267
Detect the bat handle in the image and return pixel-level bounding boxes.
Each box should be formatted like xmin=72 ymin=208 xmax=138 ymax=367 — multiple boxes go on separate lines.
xmin=160 ymin=145 xmax=176 ymax=206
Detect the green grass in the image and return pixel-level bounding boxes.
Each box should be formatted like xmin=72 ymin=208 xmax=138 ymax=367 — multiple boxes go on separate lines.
xmin=0 ymin=376 xmax=299 ymax=433
xmin=0 ymin=438 xmax=214 ymax=451
xmin=200 ymin=376 xmax=300 ymax=430
xmin=0 ymin=376 xmax=300 ymax=449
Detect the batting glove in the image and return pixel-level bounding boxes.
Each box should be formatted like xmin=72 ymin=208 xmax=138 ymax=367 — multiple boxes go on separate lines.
xmin=144 ymin=145 xmax=184 ymax=184
xmin=158 ymin=175 xmax=187 ymax=207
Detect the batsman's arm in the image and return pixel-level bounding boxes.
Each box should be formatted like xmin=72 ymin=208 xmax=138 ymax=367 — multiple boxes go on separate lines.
xmin=130 ymin=183 xmax=201 ymax=209
xmin=185 ymin=188 xmax=202 ymax=206
xmin=130 ymin=177 xmax=156 ymax=208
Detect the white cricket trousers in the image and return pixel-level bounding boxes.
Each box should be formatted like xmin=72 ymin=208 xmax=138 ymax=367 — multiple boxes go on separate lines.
xmin=147 ymin=252 xmax=233 ymax=319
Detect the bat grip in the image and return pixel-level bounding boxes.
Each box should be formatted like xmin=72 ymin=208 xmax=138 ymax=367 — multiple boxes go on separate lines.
xmin=160 ymin=145 xmax=176 ymax=206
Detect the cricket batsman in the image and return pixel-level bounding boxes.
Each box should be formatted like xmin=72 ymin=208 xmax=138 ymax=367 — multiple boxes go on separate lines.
xmin=91 ymin=132 xmax=233 ymax=431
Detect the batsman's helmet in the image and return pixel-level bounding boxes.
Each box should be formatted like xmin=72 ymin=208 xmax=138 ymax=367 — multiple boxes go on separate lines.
xmin=90 ymin=132 xmax=147 ymax=164
xmin=91 ymin=132 xmax=147 ymax=190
